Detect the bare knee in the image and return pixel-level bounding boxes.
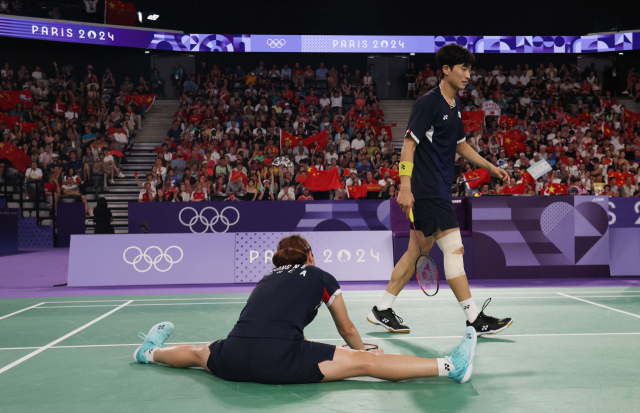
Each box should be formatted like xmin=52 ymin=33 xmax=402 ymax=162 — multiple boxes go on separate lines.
xmin=354 ymin=351 xmax=376 ymax=377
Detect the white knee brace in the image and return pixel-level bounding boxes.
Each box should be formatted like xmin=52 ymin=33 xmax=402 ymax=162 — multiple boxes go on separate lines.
xmin=436 ymin=230 xmax=465 ymax=280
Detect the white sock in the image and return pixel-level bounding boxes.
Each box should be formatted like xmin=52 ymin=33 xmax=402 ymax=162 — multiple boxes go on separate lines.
xmin=437 ymin=357 xmax=455 ymax=377
xmin=376 ymin=291 xmax=397 ymax=311
xmin=144 ymin=348 xmax=156 ymax=363
xmin=459 ymin=298 xmax=480 ymax=323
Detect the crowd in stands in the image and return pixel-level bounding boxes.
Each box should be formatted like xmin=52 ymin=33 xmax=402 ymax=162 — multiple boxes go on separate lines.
xmin=0 ymin=1 xmax=102 ymax=24
xmin=137 ymin=59 xmax=640 ymax=203
xmin=0 ymin=60 xmax=148 ymax=215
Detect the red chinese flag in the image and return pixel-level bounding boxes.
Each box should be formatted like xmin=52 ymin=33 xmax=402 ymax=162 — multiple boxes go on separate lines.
xmin=154 ymin=147 xmax=163 ymax=153
xmin=500 ymin=182 xmax=527 ymax=195
xmin=230 ymin=170 xmax=248 ymax=185
xmin=380 ymin=168 xmax=400 ymax=184
xmin=499 ymin=116 xmax=517 ymax=128
xmin=348 ymin=185 xmax=368 ymax=199
xmin=623 ymin=109 xmax=640 ymax=125
xmin=521 ymin=171 xmax=537 ymax=186
xmin=296 ymin=174 xmax=306 ymax=185
xmin=306 ymin=166 xmax=342 ymax=191
xmin=0 ymin=91 xmax=34 ymax=110
xmin=601 ymin=122 xmax=613 ymax=138
xmin=504 ymin=131 xmax=526 ymax=157
xmin=105 ymin=0 xmax=137 ymax=26
xmin=0 ymin=141 xmax=32 ymax=173
xmin=567 ymin=117 xmax=581 ymax=127
xmin=462 ymin=111 xmax=485 ymax=133
xmin=548 ymin=183 xmax=568 ymax=195
xmin=126 ymin=94 xmax=156 ymax=110
xmin=599 ymin=97 xmax=615 ymax=108
xmin=280 ymin=130 xmax=301 ymax=150
xmin=365 ymin=184 xmax=382 ymax=191
xmin=108 ymin=150 xmax=124 ymax=157
xmin=609 ymin=171 xmax=634 ymax=185
xmin=462 ymin=168 xmax=491 ymax=188
xmin=302 ymin=129 xmax=328 ymax=150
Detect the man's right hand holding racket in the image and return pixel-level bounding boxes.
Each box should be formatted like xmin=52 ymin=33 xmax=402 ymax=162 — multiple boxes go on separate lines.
xmin=397 ymin=184 xmax=415 ymax=220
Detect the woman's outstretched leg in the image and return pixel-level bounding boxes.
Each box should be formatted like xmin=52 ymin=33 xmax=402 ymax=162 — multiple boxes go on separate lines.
xmin=319 ymin=327 xmax=477 ymax=383
xmin=133 ymin=322 xmax=212 ymax=372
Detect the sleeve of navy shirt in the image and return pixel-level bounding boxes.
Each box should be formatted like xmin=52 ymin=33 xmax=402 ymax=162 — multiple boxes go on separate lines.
xmin=405 ymin=94 xmax=437 ymax=144
xmin=228 ymin=264 xmax=342 ymax=340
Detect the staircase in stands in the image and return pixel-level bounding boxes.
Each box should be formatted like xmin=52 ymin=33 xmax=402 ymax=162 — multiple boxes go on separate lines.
xmin=85 ymin=100 xmax=176 ymax=234
xmin=379 ymin=100 xmax=413 ymax=153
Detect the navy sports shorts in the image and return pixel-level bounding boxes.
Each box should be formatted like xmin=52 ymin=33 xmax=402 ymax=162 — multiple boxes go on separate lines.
xmin=207 ymin=337 xmax=336 ymax=384
xmin=410 ymin=198 xmax=459 ymax=237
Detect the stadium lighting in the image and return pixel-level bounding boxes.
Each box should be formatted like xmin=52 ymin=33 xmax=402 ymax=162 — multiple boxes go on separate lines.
xmin=619 ymin=52 xmax=623 ymax=55
xmin=147 ymin=14 xmax=160 ymax=21
xmin=137 ymin=12 xmax=142 ymax=23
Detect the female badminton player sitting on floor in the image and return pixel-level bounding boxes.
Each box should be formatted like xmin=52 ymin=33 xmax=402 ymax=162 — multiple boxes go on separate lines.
xmin=134 ymin=234 xmax=477 ymax=384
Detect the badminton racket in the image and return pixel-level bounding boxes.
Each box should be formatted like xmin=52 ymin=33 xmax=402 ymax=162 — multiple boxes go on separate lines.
xmin=409 ymin=209 xmax=440 ymax=296
xmin=342 ymin=343 xmax=379 ymax=351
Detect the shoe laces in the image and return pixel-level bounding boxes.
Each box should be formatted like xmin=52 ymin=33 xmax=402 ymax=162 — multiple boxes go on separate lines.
xmin=138 ymin=332 xmax=165 ymax=348
xmin=385 ymin=308 xmax=404 ymax=325
xmin=478 ymin=298 xmax=499 ymax=323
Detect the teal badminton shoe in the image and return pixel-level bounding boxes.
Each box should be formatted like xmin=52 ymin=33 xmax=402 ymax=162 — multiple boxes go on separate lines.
xmin=134 ymin=322 xmax=174 ymax=364
xmin=447 ymin=326 xmax=477 ymax=383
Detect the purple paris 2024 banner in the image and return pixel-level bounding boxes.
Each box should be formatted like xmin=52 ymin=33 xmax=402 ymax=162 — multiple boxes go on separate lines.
xmin=0 ymin=16 xmax=638 ymax=54
xmin=234 ymin=231 xmax=394 ymax=283
xmin=608 ymin=198 xmax=640 ymax=276
xmin=127 ymin=200 xmax=391 ymax=234
xmin=67 ymin=231 xmax=394 ymax=286
xmin=471 ymin=196 xmax=610 ymax=279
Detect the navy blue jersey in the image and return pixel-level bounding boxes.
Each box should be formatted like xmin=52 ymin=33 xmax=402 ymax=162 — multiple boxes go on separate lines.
xmin=228 ymin=264 xmax=341 ymax=340
xmin=405 ymin=86 xmax=466 ymax=199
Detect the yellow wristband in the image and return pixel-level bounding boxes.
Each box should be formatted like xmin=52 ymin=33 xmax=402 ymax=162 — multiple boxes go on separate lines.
xmin=399 ymin=161 xmax=414 ymax=177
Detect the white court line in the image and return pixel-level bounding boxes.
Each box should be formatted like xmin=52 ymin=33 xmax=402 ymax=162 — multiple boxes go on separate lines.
xmin=32 ymin=295 xmax=640 ymax=309
xmin=0 ymin=300 xmax=133 ymax=376
xmin=0 ymin=302 xmax=45 ymax=320
xmin=557 ymin=293 xmax=640 ymax=320
xmin=39 ymin=290 xmax=640 ymax=305
xmin=2 ymin=331 xmax=640 ymax=352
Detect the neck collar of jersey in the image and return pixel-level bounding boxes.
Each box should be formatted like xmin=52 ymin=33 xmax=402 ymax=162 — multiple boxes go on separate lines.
xmin=438 ymin=82 xmax=456 ymax=109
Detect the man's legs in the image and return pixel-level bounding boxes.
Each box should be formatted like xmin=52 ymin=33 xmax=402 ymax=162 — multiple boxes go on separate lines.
xmin=151 ymin=343 xmax=213 ymax=372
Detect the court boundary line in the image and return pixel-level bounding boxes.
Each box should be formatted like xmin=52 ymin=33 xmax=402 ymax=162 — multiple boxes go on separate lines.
xmin=33 ymin=289 xmax=640 ymax=304
xmin=0 ymin=302 xmax=45 ymax=320
xmin=2 ymin=331 xmax=640 ymax=352
xmin=0 ymin=300 xmax=133 ymax=375
xmin=557 ymin=293 xmax=640 ymax=320
xmin=30 ymin=295 xmax=640 ymax=309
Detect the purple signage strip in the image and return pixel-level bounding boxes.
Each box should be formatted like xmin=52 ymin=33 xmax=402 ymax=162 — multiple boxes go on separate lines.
xmin=608 ymin=198 xmax=640 ymax=277
xmin=0 ymin=16 xmax=638 ymax=54
xmin=127 ymin=201 xmax=391 ymax=234
xmin=68 ymin=233 xmax=236 ymax=286
xmin=234 ymin=231 xmax=394 ymax=283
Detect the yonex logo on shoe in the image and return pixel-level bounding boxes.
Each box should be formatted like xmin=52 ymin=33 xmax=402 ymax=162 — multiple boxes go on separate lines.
xmin=466 ymin=333 xmax=472 ymax=339
xmin=482 ymin=325 xmax=488 ymax=331
xmin=444 ymin=364 xmax=450 ymax=371
xmin=463 ymin=305 xmax=470 ymax=310
xmin=382 ymin=318 xmax=389 ymax=323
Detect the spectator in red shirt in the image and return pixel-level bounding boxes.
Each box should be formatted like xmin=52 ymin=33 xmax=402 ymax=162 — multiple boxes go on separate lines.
xmin=298 ymin=187 xmax=313 ymax=201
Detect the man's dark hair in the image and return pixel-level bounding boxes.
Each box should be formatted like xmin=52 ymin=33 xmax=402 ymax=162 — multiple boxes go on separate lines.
xmin=435 ymin=44 xmax=476 ymax=74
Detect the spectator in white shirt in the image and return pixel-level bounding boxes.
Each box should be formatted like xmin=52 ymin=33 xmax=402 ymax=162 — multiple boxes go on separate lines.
xmin=508 ymin=70 xmax=519 ymax=85
xmin=65 ymin=105 xmax=78 ymax=120
xmin=277 ymin=184 xmax=296 ymax=201
xmin=520 ymin=91 xmax=532 ymax=107
xmin=325 ymin=145 xmax=339 ymax=163
xmin=330 ymin=90 xmax=343 ymax=108
xmin=346 ymin=172 xmax=361 ymax=187
xmin=26 ymin=161 xmax=43 ymax=180
xmin=495 ymin=71 xmax=506 ymax=84
xmin=280 ymin=65 xmax=291 ymax=80
xmin=518 ymin=74 xmax=530 ymax=86
xmin=350 ymin=133 xmax=366 ymax=151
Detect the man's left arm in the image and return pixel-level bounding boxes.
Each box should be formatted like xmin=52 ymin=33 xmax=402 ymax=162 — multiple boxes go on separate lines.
xmin=456 ymin=141 xmax=510 ymax=185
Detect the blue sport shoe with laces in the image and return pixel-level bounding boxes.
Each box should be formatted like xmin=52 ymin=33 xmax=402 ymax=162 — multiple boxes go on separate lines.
xmin=447 ymin=326 xmax=477 ymax=383
xmin=133 ymin=322 xmax=174 ymax=364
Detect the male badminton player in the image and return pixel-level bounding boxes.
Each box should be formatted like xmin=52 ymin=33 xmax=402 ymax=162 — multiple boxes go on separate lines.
xmin=134 ymin=235 xmax=477 ymax=384
xmin=367 ymin=44 xmax=513 ymax=335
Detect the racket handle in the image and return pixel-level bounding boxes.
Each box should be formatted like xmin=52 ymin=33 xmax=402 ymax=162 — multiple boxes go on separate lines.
xmin=409 ymin=209 xmax=414 ymax=223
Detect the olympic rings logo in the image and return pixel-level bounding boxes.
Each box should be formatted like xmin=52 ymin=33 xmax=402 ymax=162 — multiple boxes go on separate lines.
xmin=266 ymin=39 xmax=286 ymax=48
xmin=123 ymin=246 xmax=184 ymax=273
xmin=178 ymin=206 xmax=240 ymax=233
